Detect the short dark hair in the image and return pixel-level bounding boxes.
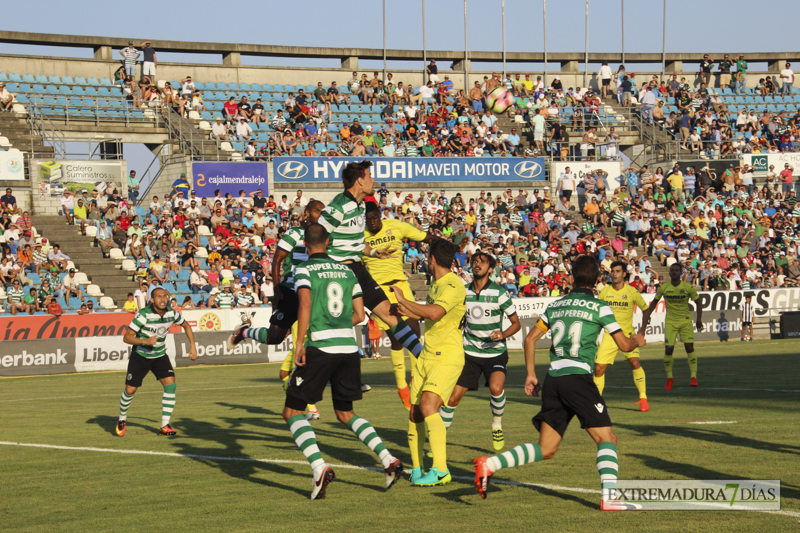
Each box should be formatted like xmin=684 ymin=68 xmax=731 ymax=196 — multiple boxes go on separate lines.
xmin=572 ymin=255 xmax=600 ymax=288
xmin=610 ymin=260 xmax=626 ymax=272
xmin=303 ymin=222 xmax=329 ymax=247
xmin=430 ymin=239 xmax=456 ymax=269
xmin=365 ymin=202 xmax=381 ymax=217
xmin=341 ymin=160 xmax=373 ymax=189
xmin=471 ymin=251 xmax=497 ymax=270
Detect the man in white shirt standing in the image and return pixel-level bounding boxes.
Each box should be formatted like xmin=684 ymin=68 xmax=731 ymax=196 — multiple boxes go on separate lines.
xmin=597 ymin=61 xmax=613 ymax=99
xmin=557 ymin=168 xmax=576 ymax=211
xmin=640 ymin=87 xmax=657 ymax=125
xmin=419 ymin=82 xmax=435 ymax=104
xmin=780 ymin=63 xmax=794 ymax=97
xmin=531 ymin=108 xmax=546 ymax=154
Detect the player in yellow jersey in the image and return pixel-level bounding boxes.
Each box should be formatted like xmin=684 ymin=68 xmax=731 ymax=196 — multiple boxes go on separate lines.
xmin=363 ymin=202 xmax=439 ymax=410
xmin=595 ymin=261 xmax=650 ymax=412
xmin=393 ymin=240 xmax=466 ymax=486
xmin=640 ymin=263 xmax=703 ymax=390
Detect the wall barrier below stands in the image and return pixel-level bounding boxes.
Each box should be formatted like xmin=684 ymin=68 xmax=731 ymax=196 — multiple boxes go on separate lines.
xmin=739 ymin=153 xmax=800 ymax=177
xmin=273 ymin=156 xmax=547 ymax=184
xmin=0 ymin=151 xmax=25 ymax=181
xmin=2 ymin=287 xmax=795 ymax=376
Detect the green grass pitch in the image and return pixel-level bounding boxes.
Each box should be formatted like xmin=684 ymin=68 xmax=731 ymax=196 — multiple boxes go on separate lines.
xmin=1 ymin=340 xmax=799 ymax=532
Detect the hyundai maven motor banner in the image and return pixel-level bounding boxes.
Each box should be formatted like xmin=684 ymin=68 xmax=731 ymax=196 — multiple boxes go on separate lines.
xmin=273 ymin=156 xmax=546 ymax=183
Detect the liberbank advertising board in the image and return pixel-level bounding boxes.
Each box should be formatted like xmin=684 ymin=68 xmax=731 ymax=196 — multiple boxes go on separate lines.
xmin=273 ymin=156 xmax=546 ymax=183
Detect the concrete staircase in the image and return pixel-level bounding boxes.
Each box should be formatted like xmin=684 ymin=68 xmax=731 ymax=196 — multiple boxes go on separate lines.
xmin=35 ymin=216 xmax=136 ymax=307
xmin=0 ymin=112 xmax=55 ymax=177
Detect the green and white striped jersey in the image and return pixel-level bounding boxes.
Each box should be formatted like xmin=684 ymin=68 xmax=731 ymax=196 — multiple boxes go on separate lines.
xmin=215 ymin=291 xmax=235 ymax=309
xmin=7 ymin=286 xmax=24 ymax=304
xmin=319 ymin=191 xmax=366 ymax=262
xmin=236 ymin=293 xmax=255 ymax=307
xmin=293 ymin=254 xmax=362 ymax=354
xmin=538 ymin=288 xmax=621 ymax=377
xmin=277 ymin=226 xmax=308 ymax=289
xmin=463 ymin=281 xmax=517 ymax=359
xmin=128 ymin=305 xmax=185 ymax=359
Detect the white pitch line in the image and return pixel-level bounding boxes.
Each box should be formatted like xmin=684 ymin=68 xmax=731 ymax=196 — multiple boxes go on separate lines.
xmin=1 ymin=440 xmax=798 ymax=519
xmin=687 ymin=421 xmax=738 ymax=425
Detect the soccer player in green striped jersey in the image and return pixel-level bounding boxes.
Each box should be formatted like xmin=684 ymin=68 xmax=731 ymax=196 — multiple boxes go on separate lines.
xmin=639 ymin=262 xmax=703 ymax=389
xmin=439 ymin=252 xmax=520 ymax=451
xmin=474 ymin=256 xmax=646 ymax=511
xmin=116 ymin=287 xmax=197 ymax=437
xmin=210 ymin=279 xmax=235 ymax=309
xmin=282 ymin=223 xmax=403 ymax=500
xmin=318 ymin=161 xmax=424 ymax=361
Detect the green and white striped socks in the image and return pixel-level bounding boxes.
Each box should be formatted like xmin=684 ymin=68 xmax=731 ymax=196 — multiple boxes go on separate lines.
xmin=597 ymin=442 xmax=619 ymax=501
xmin=439 ymin=404 xmax=457 ymax=429
xmin=118 ymin=390 xmax=134 ymax=421
xmin=161 ymin=383 xmax=176 ymax=427
xmin=347 ymin=416 xmax=394 ymax=469
xmin=389 ymin=320 xmax=423 ymax=357
xmin=487 ymin=443 xmax=543 ymax=472
xmin=244 ymin=327 xmax=269 ymax=343
xmin=490 ymin=391 xmax=506 ymax=430
xmin=287 ymin=414 xmax=327 ymax=478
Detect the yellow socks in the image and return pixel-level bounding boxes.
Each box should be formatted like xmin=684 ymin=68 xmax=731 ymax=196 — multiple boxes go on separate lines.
xmin=391 ymin=349 xmax=407 ymax=389
xmin=664 ymin=354 xmax=674 ymax=379
xmin=424 ymin=413 xmax=448 ymax=472
xmin=632 ymin=367 xmax=647 ymax=399
xmin=594 ymin=373 xmax=606 ymax=395
xmin=687 ymin=352 xmax=697 ymax=379
xmin=407 ymin=420 xmax=426 ymax=469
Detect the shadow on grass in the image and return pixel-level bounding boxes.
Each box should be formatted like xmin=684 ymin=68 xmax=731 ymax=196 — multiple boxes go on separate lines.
xmin=615 ymin=422 xmax=800 ymax=456
xmin=628 ymin=453 xmax=800 ymax=502
xmin=431 ymin=478 xmax=597 ymax=510
xmin=87 ymin=414 xmax=161 ymax=436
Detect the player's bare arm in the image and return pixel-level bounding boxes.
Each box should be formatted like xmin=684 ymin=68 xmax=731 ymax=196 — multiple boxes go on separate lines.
xmin=181 ymin=321 xmax=198 ymax=360
xmin=638 ymin=296 xmax=660 ymax=335
xmin=352 ymin=297 xmax=365 ymax=326
xmin=391 ymin=285 xmax=445 ymax=321
xmin=611 ymin=330 xmax=645 ymax=353
xmin=524 ymin=322 xmax=547 ymax=397
xmin=491 ymin=312 xmax=521 ymax=342
xmin=363 ymin=243 xmax=398 ymax=259
xmin=295 ymin=287 xmax=311 ymax=366
xmin=694 ymin=298 xmax=704 ymax=331
xmin=123 ymin=329 xmax=157 ymax=347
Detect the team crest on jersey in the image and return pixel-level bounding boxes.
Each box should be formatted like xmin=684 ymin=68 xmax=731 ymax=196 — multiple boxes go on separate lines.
xmin=622 ymin=295 xmax=628 ymax=300
xmin=485 ymin=296 xmax=495 ymax=303
xmin=680 ymin=289 xmax=685 ymax=295
xmin=386 ymin=230 xmax=393 ymax=237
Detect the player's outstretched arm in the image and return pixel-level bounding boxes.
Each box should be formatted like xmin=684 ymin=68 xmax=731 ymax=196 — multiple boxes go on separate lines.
xmin=295 ymin=288 xmax=311 ymax=366
xmin=181 ymin=321 xmax=198 ymax=361
xmin=611 ymin=330 xmax=646 ymax=353
xmin=524 ymin=322 xmax=547 ymax=397
xmin=391 ymin=285 xmax=444 ymax=321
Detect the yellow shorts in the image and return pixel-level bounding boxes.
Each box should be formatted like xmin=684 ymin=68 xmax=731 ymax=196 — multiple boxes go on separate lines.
xmin=375 ymin=280 xmax=415 ymax=330
xmin=410 ymin=356 xmax=464 ymax=405
xmin=665 ymin=321 xmax=694 ymax=345
xmin=280 ymin=351 xmax=294 ymax=373
xmin=595 ymin=329 xmax=639 ymax=365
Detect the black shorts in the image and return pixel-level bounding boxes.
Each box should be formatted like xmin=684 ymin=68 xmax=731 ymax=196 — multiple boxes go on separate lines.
xmin=456 ymin=352 xmax=508 ymax=390
xmin=285 ymin=347 xmax=362 ymax=407
xmin=532 ymin=373 xmax=611 ymax=437
xmin=125 ymin=351 xmax=174 ymax=387
xmin=561 ymin=190 xmax=573 ymax=200
xmin=346 ymin=261 xmax=389 ymax=312
xmin=742 ymin=321 xmax=752 ymax=326
xmin=269 ymin=285 xmax=299 ymax=330
xmin=602 ymin=78 xmax=611 ymax=87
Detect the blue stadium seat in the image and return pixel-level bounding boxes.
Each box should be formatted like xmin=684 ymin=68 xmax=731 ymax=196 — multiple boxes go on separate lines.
xmin=214 ymin=91 xmax=225 ymax=100
xmin=176 ymin=282 xmax=191 ymax=294
xmin=0 ymin=73 xmax=8 ymax=81
xmin=273 ymin=84 xmax=284 ymax=92
xmin=69 ymin=96 xmax=82 ymax=106
xmin=8 ymin=73 xmax=22 ymax=82
xmin=191 ymin=294 xmax=203 ymax=305
xmin=285 ymin=84 xmax=296 ymax=92
xmin=232 ymin=142 xmax=244 ymax=152
xmin=204 ymin=81 xmax=216 ymax=90
xmin=229 ymin=82 xmax=239 ymax=91
xmin=239 ymin=82 xmax=250 ymax=91
xmin=257 ymin=132 xmax=269 ymax=141
xmin=262 ymin=83 xmax=272 ymax=92
xmin=35 ymin=74 xmax=48 ymax=84
xmin=217 ymin=82 xmax=228 ymax=91
xmin=75 ymin=76 xmax=88 ymax=85
xmin=22 ymin=73 xmax=35 ymax=83
xmin=5 ymin=82 xmax=18 ymax=92
xmin=27 ymin=273 xmax=41 ymax=285
xmin=178 ymin=270 xmax=190 ymax=281
xmin=85 ymin=87 xmax=97 ymax=96
xmin=32 ymin=84 xmax=45 ymax=93
xmin=194 ymin=81 xmax=205 ymax=90
xmin=98 ymin=87 xmax=110 ymax=96
xmin=62 ymin=76 xmax=74 ymax=84
xmin=203 ymin=90 xmax=215 ymax=101
xmin=88 ymin=77 xmax=100 ymax=86
xmin=73 ymin=86 xmax=85 ymax=96
xmin=251 ymin=83 xmax=262 ymax=92
xmin=162 ymin=282 xmax=176 ymax=293
xmin=17 ymin=83 xmax=32 ymax=93
xmin=60 ymin=86 xmax=73 ymax=95
xmin=100 ymin=77 xmax=112 ymax=86
xmin=201 ymin=111 xmax=213 ymax=120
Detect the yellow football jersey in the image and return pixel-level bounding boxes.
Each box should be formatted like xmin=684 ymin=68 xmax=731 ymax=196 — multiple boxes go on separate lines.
xmin=421 ymin=272 xmax=466 ymax=364
xmin=363 ymin=218 xmax=427 ymax=285
xmin=598 ymin=283 xmax=648 ymax=332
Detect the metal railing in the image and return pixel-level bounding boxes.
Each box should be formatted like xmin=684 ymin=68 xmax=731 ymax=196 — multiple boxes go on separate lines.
xmin=25 ymin=96 xmax=168 ymax=129
xmin=27 ymin=101 xmax=66 ymax=158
